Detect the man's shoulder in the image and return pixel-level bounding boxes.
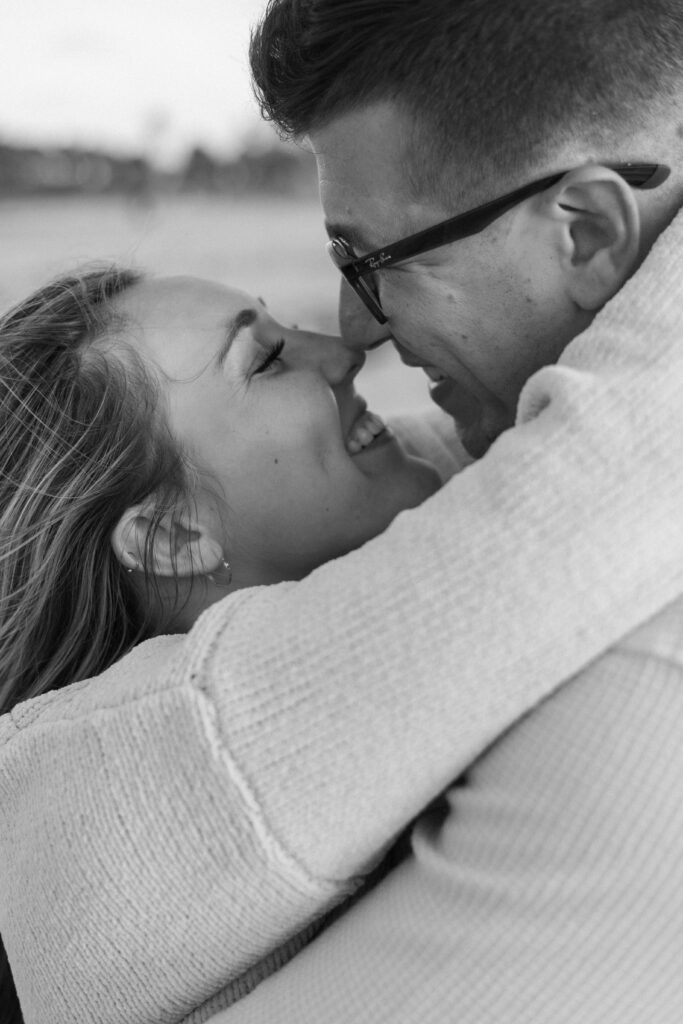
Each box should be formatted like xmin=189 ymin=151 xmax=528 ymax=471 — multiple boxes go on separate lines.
xmin=467 ymin=592 xmax=683 ymax=821
xmin=493 ymin=591 xmax=683 ymax=755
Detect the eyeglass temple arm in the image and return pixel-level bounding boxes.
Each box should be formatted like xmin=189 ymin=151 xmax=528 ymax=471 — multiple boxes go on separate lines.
xmin=358 ymin=162 xmax=668 ymax=272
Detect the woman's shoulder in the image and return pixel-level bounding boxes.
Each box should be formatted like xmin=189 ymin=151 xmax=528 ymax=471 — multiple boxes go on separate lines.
xmin=0 ymin=634 xmax=186 ymax=741
xmin=389 ymin=406 xmax=472 ymax=483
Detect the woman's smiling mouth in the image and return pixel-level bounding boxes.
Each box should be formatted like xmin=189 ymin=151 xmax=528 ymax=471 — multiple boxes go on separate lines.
xmin=346 ymin=409 xmax=388 ymax=453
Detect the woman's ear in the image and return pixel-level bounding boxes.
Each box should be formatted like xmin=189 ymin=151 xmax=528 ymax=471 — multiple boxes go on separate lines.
xmin=547 ymin=165 xmax=641 ymax=311
xmin=111 ymin=498 xmax=224 ymax=579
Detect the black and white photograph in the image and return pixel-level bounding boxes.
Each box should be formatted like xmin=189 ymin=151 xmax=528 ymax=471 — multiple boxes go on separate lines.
xmin=2 ymin=2 xmax=683 ymax=1022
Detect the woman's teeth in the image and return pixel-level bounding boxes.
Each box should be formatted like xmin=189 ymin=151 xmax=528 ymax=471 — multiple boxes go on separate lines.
xmin=346 ymin=410 xmax=386 ymax=453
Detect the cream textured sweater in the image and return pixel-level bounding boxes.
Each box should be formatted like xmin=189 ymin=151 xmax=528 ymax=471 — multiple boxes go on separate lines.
xmin=4 ymin=209 xmax=683 ymax=1024
xmin=223 ymin=601 xmax=683 ymax=1024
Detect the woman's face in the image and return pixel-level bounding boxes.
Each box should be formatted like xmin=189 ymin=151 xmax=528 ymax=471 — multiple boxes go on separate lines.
xmin=117 ymin=276 xmax=440 ymax=585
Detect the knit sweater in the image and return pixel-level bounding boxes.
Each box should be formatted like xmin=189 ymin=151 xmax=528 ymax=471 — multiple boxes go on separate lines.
xmin=222 ymin=600 xmax=683 ymax=1024
xmin=4 ymin=208 xmax=683 ymax=1024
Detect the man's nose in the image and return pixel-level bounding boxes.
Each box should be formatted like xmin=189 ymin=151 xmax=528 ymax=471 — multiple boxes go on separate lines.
xmin=304 ymin=330 xmax=365 ymax=384
xmin=338 ymin=278 xmax=393 ymax=352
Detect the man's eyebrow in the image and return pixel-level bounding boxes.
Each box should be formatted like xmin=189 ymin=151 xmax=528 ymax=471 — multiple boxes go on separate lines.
xmin=215 ymin=307 xmax=258 ymax=368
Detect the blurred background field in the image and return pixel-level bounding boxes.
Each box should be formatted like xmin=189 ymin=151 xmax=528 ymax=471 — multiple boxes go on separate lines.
xmin=0 ymin=192 xmax=336 ymax=323
xmin=0 ymin=0 xmax=434 ymax=418
xmin=0 ymin=192 xmax=433 ymax=416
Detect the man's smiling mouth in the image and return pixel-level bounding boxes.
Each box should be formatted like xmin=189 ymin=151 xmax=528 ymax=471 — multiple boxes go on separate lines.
xmin=422 ymin=366 xmax=448 ymax=383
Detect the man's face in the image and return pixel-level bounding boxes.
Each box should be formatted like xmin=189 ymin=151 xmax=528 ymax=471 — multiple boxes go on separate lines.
xmin=310 ymin=102 xmax=589 ymax=455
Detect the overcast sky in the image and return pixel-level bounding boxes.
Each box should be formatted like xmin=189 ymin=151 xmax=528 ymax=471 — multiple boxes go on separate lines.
xmin=1 ymin=0 xmax=275 ymax=163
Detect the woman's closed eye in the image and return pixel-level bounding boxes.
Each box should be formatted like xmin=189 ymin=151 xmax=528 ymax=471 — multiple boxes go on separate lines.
xmin=252 ymin=339 xmax=285 ymax=376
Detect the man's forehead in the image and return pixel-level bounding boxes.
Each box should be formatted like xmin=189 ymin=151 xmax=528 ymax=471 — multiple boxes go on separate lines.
xmin=319 ymin=178 xmax=396 ymax=253
xmin=308 ymin=100 xmax=408 ymax=167
xmin=309 ymin=102 xmax=427 ymax=252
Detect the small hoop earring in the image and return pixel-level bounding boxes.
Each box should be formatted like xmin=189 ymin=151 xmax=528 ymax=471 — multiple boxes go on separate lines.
xmin=207 ymin=559 xmax=232 ymax=588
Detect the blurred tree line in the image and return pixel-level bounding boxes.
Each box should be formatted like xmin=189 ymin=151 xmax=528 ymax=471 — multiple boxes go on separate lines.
xmin=0 ymin=141 xmax=317 ymax=198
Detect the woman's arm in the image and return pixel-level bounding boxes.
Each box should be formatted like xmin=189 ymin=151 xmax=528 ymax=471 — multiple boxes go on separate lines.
xmin=193 ymin=208 xmax=683 ymax=887
xmin=6 ymin=214 xmax=683 ymax=1024
xmin=194 ymin=332 xmax=683 ymax=887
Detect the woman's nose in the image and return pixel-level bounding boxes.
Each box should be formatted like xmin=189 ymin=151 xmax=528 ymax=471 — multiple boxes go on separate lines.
xmin=294 ymin=329 xmax=365 ymax=385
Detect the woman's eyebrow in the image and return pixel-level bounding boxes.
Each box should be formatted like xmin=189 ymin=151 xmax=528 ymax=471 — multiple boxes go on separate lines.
xmin=216 ymin=308 xmax=258 ymax=367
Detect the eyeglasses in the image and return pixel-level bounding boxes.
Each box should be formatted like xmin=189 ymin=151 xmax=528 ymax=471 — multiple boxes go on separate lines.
xmin=326 ymin=162 xmax=669 ymax=324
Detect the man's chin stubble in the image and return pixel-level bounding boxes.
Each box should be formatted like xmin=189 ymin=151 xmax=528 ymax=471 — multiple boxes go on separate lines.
xmin=429 ymin=377 xmax=506 ymax=458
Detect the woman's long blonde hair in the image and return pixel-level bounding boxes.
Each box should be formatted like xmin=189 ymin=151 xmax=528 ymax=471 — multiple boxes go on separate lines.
xmin=0 ymin=266 xmax=196 ymax=1021
xmin=0 ymin=266 xmax=190 ymax=716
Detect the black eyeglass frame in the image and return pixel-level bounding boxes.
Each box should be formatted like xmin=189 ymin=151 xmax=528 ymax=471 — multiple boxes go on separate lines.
xmin=326 ymin=162 xmax=669 ymax=324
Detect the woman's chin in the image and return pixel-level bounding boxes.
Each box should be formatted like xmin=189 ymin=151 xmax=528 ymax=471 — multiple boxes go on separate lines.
xmin=373 ymin=454 xmax=442 ymax=534
xmin=357 ymin=434 xmax=442 ymax=514
xmin=333 ymin=455 xmax=441 ymax=564
xmin=404 ymin=454 xmax=442 ymax=506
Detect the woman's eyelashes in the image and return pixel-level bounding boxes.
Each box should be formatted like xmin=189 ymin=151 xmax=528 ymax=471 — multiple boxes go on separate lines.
xmin=252 ymin=339 xmax=285 ymax=376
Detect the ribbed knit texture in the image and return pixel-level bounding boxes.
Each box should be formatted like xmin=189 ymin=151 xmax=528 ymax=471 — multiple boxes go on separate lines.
xmin=222 ymin=603 xmax=683 ymax=1024
xmin=3 ymin=208 xmax=683 ymax=1023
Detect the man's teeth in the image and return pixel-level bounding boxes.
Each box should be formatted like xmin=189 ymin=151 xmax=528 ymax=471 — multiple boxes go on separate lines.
xmin=346 ymin=410 xmax=386 ymax=453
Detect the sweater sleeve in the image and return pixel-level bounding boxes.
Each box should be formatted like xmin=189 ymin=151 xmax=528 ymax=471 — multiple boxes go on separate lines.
xmin=5 ymin=215 xmax=683 ymax=1024
xmin=168 ymin=212 xmax=683 ymax=893
xmin=220 ymin=599 xmax=683 ymax=1024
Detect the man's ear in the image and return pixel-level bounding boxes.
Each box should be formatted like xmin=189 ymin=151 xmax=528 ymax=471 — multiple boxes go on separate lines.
xmin=546 ymin=165 xmax=641 ymax=311
xmin=111 ymin=498 xmax=224 ymax=579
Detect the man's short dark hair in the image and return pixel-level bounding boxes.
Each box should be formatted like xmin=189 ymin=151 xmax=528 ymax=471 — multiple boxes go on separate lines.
xmin=250 ymin=0 xmax=683 ymax=200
